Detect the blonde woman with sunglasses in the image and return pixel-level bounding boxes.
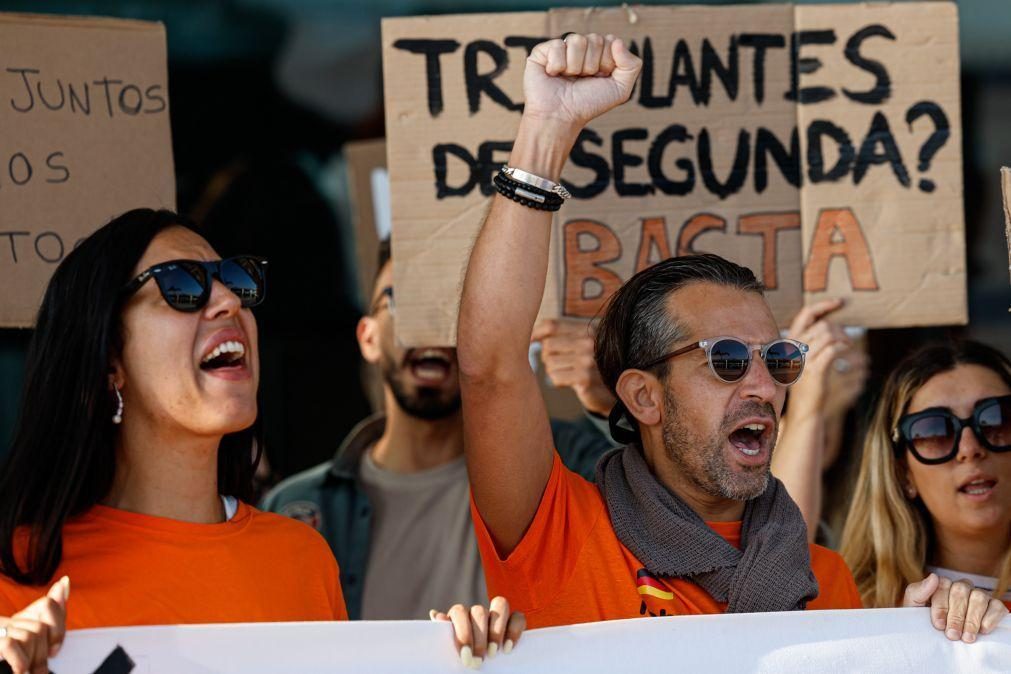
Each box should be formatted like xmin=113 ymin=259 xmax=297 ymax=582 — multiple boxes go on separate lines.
xmin=841 ymin=340 xmax=1010 ymax=643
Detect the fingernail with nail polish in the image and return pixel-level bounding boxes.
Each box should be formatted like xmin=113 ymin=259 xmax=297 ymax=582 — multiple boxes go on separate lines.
xmin=504 ymin=639 xmax=514 ymax=654
xmin=470 ymin=656 xmax=483 ymax=670
xmin=460 ymin=645 xmax=474 ymax=668
xmin=488 ymin=642 xmax=498 ymax=658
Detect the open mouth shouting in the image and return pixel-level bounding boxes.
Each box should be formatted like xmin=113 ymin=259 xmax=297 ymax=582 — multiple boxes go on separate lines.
xmin=404 ymin=348 xmax=455 ymax=386
xmin=727 ymin=417 xmax=775 ymax=465
xmin=199 ymin=330 xmax=251 ymax=380
xmin=957 ymin=473 xmax=998 ymax=502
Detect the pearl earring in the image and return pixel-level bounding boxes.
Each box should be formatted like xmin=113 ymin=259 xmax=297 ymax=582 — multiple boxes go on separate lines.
xmin=112 ymin=385 xmax=124 ymax=425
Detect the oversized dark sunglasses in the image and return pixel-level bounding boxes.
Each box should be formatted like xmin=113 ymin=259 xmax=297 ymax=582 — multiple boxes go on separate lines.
xmin=124 ymin=255 xmax=268 ymax=312
xmin=639 ymin=336 xmax=809 ymax=386
xmin=893 ymin=394 xmax=1011 ymax=465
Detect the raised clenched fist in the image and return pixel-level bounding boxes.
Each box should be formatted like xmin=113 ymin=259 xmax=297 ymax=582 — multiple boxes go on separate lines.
xmin=523 ymin=34 xmax=642 ymax=129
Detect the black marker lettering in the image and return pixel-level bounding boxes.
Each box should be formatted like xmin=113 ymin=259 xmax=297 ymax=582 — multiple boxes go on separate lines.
xmin=699 ymin=37 xmax=739 ymax=105
xmin=34 ymin=231 xmax=64 ymax=263
xmin=93 ymin=77 xmax=123 ymax=117
xmin=647 ymin=124 xmax=695 ymax=196
xmin=698 ymin=128 xmax=750 ymax=199
xmin=432 ymin=143 xmax=478 ymax=198
xmin=843 ymin=25 xmax=896 ymax=104
xmin=806 ymin=120 xmax=855 ymax=183
xmin=144 ymin=84 xmax=167 ymax=113
xmin=46 ymin=152 xmax=70 ymax=183
xmin=118 ymin=85 xmax=143 ymax=115
xmin=754 ymin=127 xmax=800 ymax=192
xmin=36 ymin=79 xmax=65 ymax=111
xmin=612 ymin=128 xmax=654 ymax=197
xmin=9 ymin=153 xmax=32 ymax=186
xmin=0 ymin=232 xmax=30 ymax=263
xmin=564 ymin=128 xmax=610 ymax=199
xmin=392 ymin=39 xmax=461 ymax=117
xmin=738 ymin=34 xmax=785 ymax=105
xmin=68 ymin=82 xmax=91 ymax=115
xmin=7 ymin=68 xmax=39 ymax=112
xmin=464 ymin=40 xmax=520 ymax=114
xmin=638 ymin=38 xmax=672 ymax=108
xmin=786 ymin=30 xmax=836 ymax=104
xmin=670 ymin=39 xmax=701 ymax=105
xmin=853 ymin=111 xmax=909 ymax=186
xmin=477 ymin=140 xmax=513 ymax=195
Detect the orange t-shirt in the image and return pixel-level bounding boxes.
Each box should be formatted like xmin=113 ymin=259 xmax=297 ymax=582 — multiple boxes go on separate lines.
xmin=473 ymin=453 xmax=862 ymax=629
xmin=0 ymin=502 xmax=347 ymax=628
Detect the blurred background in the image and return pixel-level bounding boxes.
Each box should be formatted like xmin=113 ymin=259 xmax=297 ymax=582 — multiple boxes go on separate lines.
xmin=0 ymin=0 xmax=1008 ymax=489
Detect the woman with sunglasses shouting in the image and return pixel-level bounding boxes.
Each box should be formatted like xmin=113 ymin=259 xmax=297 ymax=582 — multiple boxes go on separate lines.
xmin=0 ymin=209 xmax=523 ymax=672
xmin=841 ymin=340 xmax=1010 ymax=643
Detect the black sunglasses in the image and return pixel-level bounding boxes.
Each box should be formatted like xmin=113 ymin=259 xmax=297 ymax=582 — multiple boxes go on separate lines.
xmin=124 ymin=255 xmax=268 ymax=312
xmin=638 ymin=336 xmax=809 ymax=386
xmin=893 ymin=394 xmax=1011 ymax=465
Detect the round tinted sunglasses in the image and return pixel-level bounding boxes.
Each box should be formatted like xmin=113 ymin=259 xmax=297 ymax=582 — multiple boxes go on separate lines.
xmin=639 ymin=336 xmax=809 ymax=386
xmin=123 ymin=255 xmax=268 ymax=312
xmin=893 ymin=394 xmax=1011 ymax=465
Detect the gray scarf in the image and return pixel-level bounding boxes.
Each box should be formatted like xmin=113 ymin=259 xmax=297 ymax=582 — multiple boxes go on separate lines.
xmin=596 ymin=444 xmax=818 ymax=613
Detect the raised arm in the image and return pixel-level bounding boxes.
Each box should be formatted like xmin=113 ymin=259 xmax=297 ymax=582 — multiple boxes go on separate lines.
xmin=772 ymin=300 xmax=862 ymax=540
xmin=457 ymin=34 xmax=641 ymax=555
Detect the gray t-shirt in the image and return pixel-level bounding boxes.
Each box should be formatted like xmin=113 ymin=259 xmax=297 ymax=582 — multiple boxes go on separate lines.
xmin=358 ymin=451 xmax=487 ymax=620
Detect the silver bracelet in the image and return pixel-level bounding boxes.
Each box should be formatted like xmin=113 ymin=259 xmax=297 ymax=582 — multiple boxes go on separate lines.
xmin=500 ymin=165 xmax=572 ymax=200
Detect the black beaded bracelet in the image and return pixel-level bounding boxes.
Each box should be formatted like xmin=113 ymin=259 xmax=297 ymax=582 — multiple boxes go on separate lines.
xmin=493 ymin=171 xmax=564 ymax=212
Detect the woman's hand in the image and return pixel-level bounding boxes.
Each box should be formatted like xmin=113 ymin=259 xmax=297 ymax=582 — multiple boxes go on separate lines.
xmin=903 ymin=573 xmax=1009 ymax=643
xmin=1 ymin=576 xmax=69 ymax=674
xmin=431 ymin=596 xmax=526 ymax=670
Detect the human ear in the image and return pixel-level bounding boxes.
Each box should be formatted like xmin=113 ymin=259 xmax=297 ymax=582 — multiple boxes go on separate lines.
xmin=615 ymin=369 xmax=664 ymax=430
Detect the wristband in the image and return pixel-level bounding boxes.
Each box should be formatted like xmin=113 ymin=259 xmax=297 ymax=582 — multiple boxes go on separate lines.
xmin=494 ymin=171 xmax=563 ymax=211
xmin=500 ymin=165 xmax=572 ymax=200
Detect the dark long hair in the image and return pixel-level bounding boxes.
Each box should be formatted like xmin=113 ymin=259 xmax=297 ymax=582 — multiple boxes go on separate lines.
xmin=0 ymin=208 xmax=261 ymax=585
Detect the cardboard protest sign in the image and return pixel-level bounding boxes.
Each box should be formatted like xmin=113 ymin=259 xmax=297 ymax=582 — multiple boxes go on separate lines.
xmin=382 ymin=11 xmax=546 ymax=345
xmin=0 ymin=13 xmax=175 ymax=327
xmin=344 ymin=137 xmax=389 ymax=307
xmin=383 ymin=2 xmax=965 ymax=347
xmin=1002 ymin=167 xmax=1011 ymax=287
xmin=51 ymin=609 xmax=1011 ymax=673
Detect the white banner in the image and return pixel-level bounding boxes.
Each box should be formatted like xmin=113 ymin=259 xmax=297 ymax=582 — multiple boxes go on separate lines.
xmin=50 ymin=608 xmax=1011 ymax=673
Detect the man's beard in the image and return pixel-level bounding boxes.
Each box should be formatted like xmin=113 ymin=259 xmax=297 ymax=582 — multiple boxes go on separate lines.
xmin=381 ymin=353 xmax=461 ymax=421
xmin=661 ymin=388 xmax=776 ymax=501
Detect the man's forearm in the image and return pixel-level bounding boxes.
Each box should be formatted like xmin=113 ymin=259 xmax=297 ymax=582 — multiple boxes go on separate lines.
xmin=457 ymin=117 xmax=579 ymax=378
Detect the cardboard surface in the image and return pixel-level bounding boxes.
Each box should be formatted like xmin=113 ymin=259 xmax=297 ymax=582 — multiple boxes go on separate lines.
xmin=344 ymin=137 xmax=389 ymax=307
xmin=0 ymin=12 xmax=175 ymax=326
xmin=1002 ymin=167 xmax=1011 ymax=286
xmin=382 ymin=3 xmax=965 ymax=346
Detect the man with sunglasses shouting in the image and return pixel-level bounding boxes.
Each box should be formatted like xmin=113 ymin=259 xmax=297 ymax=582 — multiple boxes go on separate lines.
xmin=457 ymin=33 xmax=988 ymax=633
